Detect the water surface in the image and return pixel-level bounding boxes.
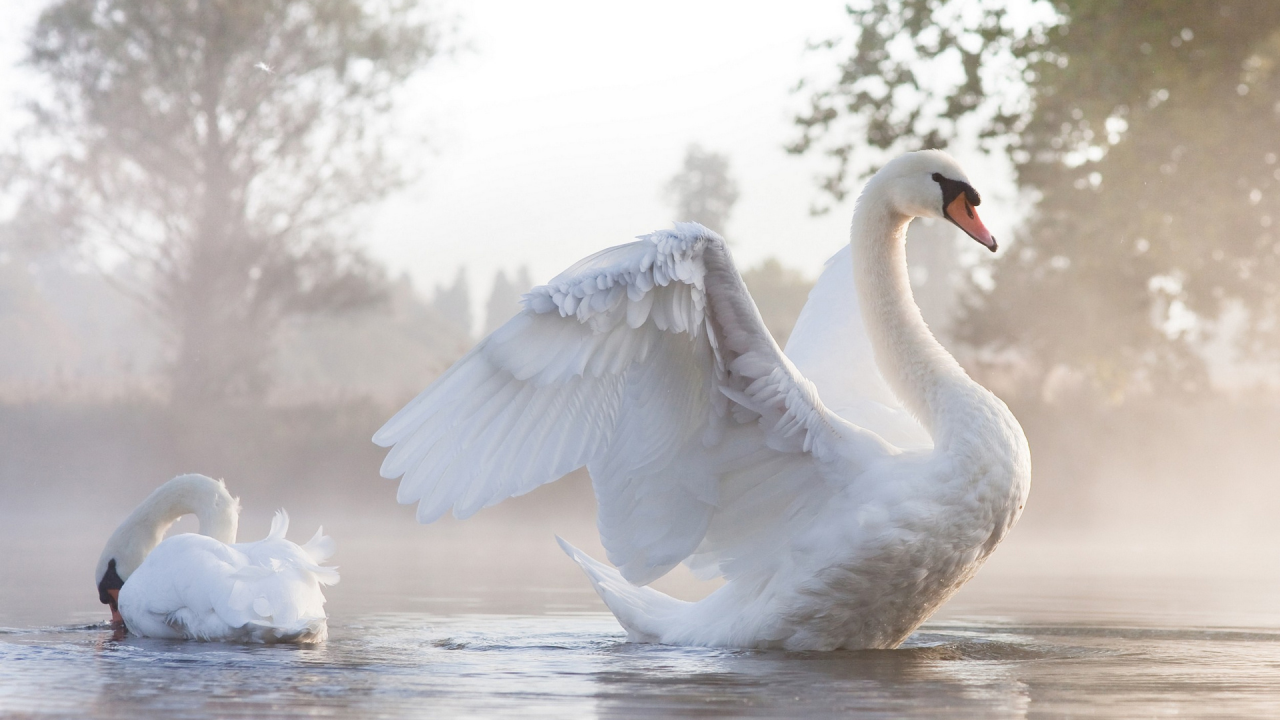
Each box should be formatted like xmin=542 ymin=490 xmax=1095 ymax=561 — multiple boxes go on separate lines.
xmin=5 ymin=512 xmax=1280 ymax=718
xmin=5 ymin=612 xmax=1280 ymax=718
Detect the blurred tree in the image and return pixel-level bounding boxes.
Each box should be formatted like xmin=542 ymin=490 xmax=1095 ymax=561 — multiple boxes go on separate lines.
xmin=483 ymin=266 xmax=532 ymax=336
xmin=788 ymin=0 xmax=1029 ymax=210
xmin=741 ymin=222 xmax=955 ymax=352
xmin=742 ymin=258 xmax=814 ymax=348
xmin=905 ymin=219 xmax=962 ymax=345
xmin=665 ymin=144 xmax=740 ymax=235
xmin=432 ymin=267 xmax=471 ymax=340
xmin=791 ymin=0 xmax=1280 ymax=398
xmin=272 ymin=274 xmax=472 ymax=405
xmin=6 ymin=0 xmax=441 ymax=405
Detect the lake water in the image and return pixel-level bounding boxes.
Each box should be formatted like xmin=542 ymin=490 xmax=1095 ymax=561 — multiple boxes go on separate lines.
xmin=6 ymin=610 xmax=1280 ymax=717
xmin=5 ymin=512 xmax=1280 ymax=718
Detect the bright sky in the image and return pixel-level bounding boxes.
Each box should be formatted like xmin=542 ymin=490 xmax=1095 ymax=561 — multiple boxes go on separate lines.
xmin=0 ymin=0 xmax=1021 ymax=328
xmin=368 ymin=0 xmax=1020 ymax=323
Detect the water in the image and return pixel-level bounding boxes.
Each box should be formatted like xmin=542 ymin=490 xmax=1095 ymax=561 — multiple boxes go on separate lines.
xmin=5 ymin=511 xmax=1280 ymax=718
xmin=5 ymin=614 xmax=1280 ymax=718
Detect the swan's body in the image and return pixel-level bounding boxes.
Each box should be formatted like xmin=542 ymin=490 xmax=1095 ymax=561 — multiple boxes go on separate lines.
xmin=95 ymin=474 xmax=338 ymax=643
xmin=375 ymin=151 xmax=1030 ymax=650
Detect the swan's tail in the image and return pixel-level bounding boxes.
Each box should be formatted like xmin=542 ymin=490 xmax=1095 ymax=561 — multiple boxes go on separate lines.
xmin=556 ymin=536 xmax=687 ymax=643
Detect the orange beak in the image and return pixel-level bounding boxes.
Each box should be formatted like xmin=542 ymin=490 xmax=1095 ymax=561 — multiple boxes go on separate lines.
xmin=108 ymin=588 xmax=123 ymax=625
xmin=945 ymin=193 xmax=997 ymax=252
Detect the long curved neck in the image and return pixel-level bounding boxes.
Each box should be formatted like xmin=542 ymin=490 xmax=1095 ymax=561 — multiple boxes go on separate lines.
xmin=98 ymin=474 xmax=239 ymax=579
xmin=850 ymin=194 xmax=970 ymax=440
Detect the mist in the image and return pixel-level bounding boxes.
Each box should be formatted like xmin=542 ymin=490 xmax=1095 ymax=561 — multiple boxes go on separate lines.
xmin=3 ymin=1 xmax=1280 ymax=716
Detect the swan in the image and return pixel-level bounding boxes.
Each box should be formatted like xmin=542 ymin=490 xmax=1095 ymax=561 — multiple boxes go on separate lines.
xmin=94 ymin=474 xmax=339 ymax=643
xmin=374 ymin=150 xmax=1030 ymax=650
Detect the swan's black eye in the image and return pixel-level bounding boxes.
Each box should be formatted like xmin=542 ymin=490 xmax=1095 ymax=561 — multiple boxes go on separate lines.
xmin=98 ymin=558 xmax=124 ymax=605
xmin=932 ymin=172 xmax=981 ymax=208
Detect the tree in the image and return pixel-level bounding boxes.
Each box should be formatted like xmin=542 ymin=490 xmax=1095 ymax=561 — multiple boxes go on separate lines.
xmin=8 ymin=0 xmax=442 ymax=405
xmin=665 ymin=144 xmax=740 ymax=235
xmin=788 ymin=0 xmax=1031 ymax=209
xmin=792 ymin=0 xmax=1280 ymax=397
xmin=484 ymin=266 xmax=532 ymax=336
xmin=741 ymin=259 xmax=813 ymax=348
xmin=905 ymin=219 xmax=963 ymax=345
xmin=271 ymin=274 xmax=472 ymax=405
xmin=432 ymin=267 xmax=471 ymax=341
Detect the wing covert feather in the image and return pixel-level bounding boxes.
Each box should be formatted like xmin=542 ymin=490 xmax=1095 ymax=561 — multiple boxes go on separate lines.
xmin=375 ymin=223 xmax=893 ymax=584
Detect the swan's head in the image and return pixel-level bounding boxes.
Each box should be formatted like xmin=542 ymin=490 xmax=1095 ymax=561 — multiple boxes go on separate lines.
xmin=867 ymin=149 xmax=997 ymax=252
xmin=95 ymin=531 xmax=138 ymax=625
xmin=95 ymin=474 xmax=240 ymax=625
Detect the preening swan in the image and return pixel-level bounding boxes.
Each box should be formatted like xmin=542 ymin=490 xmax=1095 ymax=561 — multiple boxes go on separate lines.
xmin=375 ymin=150 xmax=1030 ymax=650
xmin=95 ymin=474 xmax=339 ymax=643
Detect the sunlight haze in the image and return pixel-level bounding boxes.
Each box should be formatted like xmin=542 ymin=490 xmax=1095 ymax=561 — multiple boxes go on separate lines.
xmin=367 ymin=1 xmax=1017 ymax=322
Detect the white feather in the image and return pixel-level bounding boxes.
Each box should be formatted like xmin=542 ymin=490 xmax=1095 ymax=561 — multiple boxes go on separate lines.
xmin=104 ymin=477 xmax=338 ymax=644
xmin=377 ymin=153 xmax=1031 ymax=650
xmin=376 ymin=223 xmax=857 ymax=586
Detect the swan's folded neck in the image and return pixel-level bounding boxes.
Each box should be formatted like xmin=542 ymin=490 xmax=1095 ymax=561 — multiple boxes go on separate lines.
xmin=850 ymin=196 xmax=973 ymax=442
xmin=97 ymin=474 xmax=240 ymax=580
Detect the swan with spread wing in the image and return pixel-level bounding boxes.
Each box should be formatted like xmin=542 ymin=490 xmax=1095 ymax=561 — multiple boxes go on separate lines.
xmin=375 ymin=150 xmax=1030 ymax=650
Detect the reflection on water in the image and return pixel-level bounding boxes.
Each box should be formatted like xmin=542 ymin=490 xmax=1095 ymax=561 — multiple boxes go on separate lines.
xmin=4 ymin=614 xmax=1280 ymax=718
xmin=6 ymin=510 xmax=1280 ymax=718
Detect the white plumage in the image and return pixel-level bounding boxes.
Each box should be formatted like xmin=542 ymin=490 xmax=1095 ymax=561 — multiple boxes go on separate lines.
xmin=376 ymin=150 xmax=1030 ymax=650
xmin=96 ymin=474 xmax=338 ymax=643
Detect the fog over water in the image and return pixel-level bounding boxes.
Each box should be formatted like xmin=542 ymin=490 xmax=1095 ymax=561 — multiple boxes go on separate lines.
xmin=5 ymin=0 xmax=1280 ymax=717
xmin=5 ymin=388 xmax=1280 ymax=716
xmin=6 ymin=474 xmax=1280 ymax=717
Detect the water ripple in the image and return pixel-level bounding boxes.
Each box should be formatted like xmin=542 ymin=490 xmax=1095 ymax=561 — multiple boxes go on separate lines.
xmin=4 ymin=613 xmax=1280 ymax=718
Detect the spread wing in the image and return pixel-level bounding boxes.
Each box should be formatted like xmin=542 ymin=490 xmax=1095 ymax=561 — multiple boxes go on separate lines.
xmin=374 ymin=223 xmax=895 ymax=585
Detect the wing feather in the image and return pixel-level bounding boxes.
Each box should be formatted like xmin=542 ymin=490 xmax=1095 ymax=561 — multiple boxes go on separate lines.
xmin=376 ymin=223 xmax=897 ymax=584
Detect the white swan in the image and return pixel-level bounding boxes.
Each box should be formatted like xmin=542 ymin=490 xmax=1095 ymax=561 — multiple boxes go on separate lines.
xmin=94 ymin=474 xmax=339 ymax=643
xmin=375 ymin=150 xmax=1030 ymax=650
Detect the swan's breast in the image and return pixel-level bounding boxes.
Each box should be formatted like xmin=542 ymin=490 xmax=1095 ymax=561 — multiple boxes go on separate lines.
xmin=766 ymin=417 xmax=1029 ymax=650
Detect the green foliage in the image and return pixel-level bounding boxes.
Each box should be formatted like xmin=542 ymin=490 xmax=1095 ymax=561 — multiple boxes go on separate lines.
xmin=793 ymin=0 xmax=1280 ymax=397
xmin=789 ymin=0 xmax=1036 ymax=209
xmin=8 ymin=0 xmax=441 ymax=404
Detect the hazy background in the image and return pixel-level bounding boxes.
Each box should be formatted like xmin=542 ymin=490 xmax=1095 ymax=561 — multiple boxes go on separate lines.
xmin=2 ymin=0 xmax=1280 ymax=628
